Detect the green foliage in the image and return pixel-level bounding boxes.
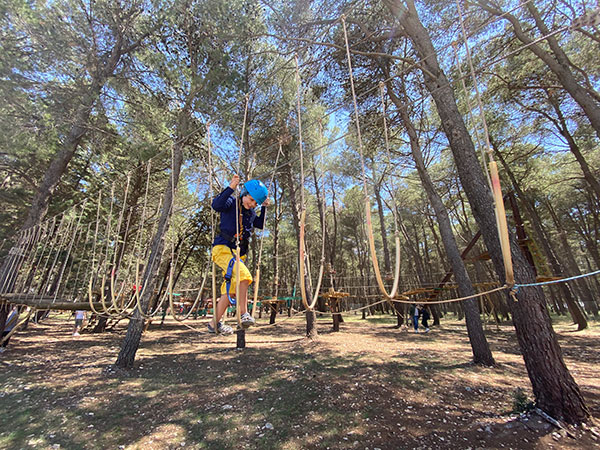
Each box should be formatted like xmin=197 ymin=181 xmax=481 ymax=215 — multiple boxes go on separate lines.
xmin=0 ymin=0 xmax=598 ymax=306
xmin=511 ymin=387 xmax=534 ymax=414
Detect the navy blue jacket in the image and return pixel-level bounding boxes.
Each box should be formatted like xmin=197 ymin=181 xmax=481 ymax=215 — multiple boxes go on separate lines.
xmin=212 ymin=186 xmax=265 ymax=256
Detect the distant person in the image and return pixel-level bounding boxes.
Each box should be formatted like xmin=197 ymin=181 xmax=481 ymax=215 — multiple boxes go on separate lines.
xmin=73 ymin=310 xmax=86 ymax=336
xmin=409 ymin=303 xmax=420 ymax=333
xmin=421 ymin=305 xmax=431 ymax=333
xmin=1 ymin=307 xmax=20 ymax=353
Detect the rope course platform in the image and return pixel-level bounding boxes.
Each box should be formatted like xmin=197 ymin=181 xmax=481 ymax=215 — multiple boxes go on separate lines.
xmin=0 ymin=295 xmax=105 ymax=312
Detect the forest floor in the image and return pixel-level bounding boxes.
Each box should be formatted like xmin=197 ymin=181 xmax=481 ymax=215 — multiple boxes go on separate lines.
xmin=0 ymin=312 xmax=599 ymax=450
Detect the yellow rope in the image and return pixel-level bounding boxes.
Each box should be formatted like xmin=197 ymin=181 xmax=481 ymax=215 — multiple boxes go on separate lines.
xmin=295 ymin=55 xmax=326 ymax=311
xmin=456 ymin=1 xmax=515 ymax=287
xmin=341 ymin=17 xmax=403 ymax=302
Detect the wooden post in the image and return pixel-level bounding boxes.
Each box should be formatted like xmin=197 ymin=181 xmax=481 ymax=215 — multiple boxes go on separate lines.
xmin=236 ymin=328 xmax=245 ymax=349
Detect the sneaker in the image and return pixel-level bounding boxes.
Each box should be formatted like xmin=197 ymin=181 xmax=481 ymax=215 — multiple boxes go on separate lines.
xmin=425 ymin=328 xmax=430 ymax=333
xmin=0 ymin=347 xmax=5 ymax=353
xmin=73 ymin=332 xmax=80 ymax=336
xmin=207 ymin=321 xmax=233 ymax=335
xmin=240 ymin=313 xmax=256 ymax=329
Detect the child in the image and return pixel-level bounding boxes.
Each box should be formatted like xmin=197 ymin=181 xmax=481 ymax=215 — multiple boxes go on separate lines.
xmin=73 ymin=310 xmax=86 ymax=336
xmin=208 ymin=174 xmax=269 ymax=334
xmin=409 ymin=303 xmax=420 ymax=333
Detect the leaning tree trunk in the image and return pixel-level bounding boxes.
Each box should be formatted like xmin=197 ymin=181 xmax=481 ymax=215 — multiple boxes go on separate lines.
xmin=546 ymin=203 xmax=599 ymax=317
xmin=0 ymin=31 xmax=132 ymax=295
xmin=493 ymin=145 xmax=588 ymax=329
xmin=388 ymin=0 xmax=589 ymax=423
xmin=115 ymin=124 xmax=186 ymax=368
xmin=386 ymin=75 xmax=494 ymax=365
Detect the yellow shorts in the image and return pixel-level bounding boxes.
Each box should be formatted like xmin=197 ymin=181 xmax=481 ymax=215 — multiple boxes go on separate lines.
xmin=212 ymin=245 xmax=253 ymax=295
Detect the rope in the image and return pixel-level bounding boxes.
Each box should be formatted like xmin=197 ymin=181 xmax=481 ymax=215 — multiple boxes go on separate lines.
xmin=295 ymin=55 xmax=326 ymax=311
xmin=0 ymin=0 xmax=584 ymax=324
xmin=378 ymin=82 xmax=402 ymax=299
xmin=233 ymin=95 xmax=250 ymax=330
xmin=451 ymin=42 xmax=492 ymax=191
xmin=67 ymin=222 xmax=92 ymax=301
xmin=251 ymin=141 xmax=283 ymax=319
xmin=341 ymin=16 xmax=402 ymax=303
xmin=52 ymin=201 xmax=87 ymax=302
xmin=0 ymin=307 xmax=34 ymax=346
xmin=169 ymin=262 xmax=210 ymax=322
xmin=514 ymin=269 xmax=600 ymax=289
xmin=207 ymin=122 xmax=219 ymax=334
xmin=456 ymin=0 xmax=514 ymax=287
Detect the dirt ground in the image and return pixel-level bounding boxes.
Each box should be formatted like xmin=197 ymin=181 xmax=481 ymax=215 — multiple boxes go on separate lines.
xmin=0 ymin=312 xmax=599 ymax=450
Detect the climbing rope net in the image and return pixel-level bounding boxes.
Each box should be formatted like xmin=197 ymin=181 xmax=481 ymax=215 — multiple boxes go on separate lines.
xmin=1 ymin=1 xmax=599 ymax=333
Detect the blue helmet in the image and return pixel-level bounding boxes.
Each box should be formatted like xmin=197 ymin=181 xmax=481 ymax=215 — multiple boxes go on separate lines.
xmin=241 ymin=179 xmax=268 ymax=206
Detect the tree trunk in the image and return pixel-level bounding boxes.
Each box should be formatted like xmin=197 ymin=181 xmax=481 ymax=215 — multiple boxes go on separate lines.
xmin=269 ymin=304 xmax=277 ymax=324
xmin=493 ymin=145 xmax=588 ymax=329
xmin=385 ymin=74 xmax=494 ymax=365
xmin=546 ymin=203 xmax=599 ymax=317
xmin=0 ymin=32 xmax=131 ymax=294
xmin=116 ymin=115 xmax=186 ymax=368
xmin=283 ymin=144 xmax=317 ymax=338
xmin=388 ymin=0 xmax=589 ymax=423
xmin=306 ymin=309 xmax=317 ymax=338
xmin=546 ymin=93 xmax=600 ymax=198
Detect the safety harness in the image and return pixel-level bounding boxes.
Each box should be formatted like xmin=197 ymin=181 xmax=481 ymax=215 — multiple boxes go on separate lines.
xmin=224 ymin=252 xmax=237 ymax=306
xmin=222 ymin=199 xmax=246 ymax=306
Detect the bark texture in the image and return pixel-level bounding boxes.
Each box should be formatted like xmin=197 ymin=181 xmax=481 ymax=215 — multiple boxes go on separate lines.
xmin=386 ymin=0 xmax=589 ymax=423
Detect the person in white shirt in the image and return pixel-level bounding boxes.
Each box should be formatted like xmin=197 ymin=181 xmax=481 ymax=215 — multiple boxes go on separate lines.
xmin=73 ymin=310 xmax=86 ymax=336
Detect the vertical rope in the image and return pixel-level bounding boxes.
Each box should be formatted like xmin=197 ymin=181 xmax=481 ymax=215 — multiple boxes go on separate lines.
xmin=98 ymin=182 xmax=117 ymax=312
xmin=52 ymin=201 xmax=87 ymax=302
xmin=23 ymin=222 xmax=51 ymax=301
xmin=309 ymin=121 xmax=327 ymax=306
xmin=69 ymin=222 xmax=92 ymax=301
xmin=234 ymin=95 xmax=250 ymax=329
xmin=165 ymin=130 xmax=178 ymax=322
xmin=295 ymin=55 xmax=319 ymax=310
xmin=0 ymin=230 xmax=28 ymax=293
xmin=128 ymin=161 xmax=152 ymax=316
xmin=110 ymin=174 xmax=131 ymax=306
xmin=207 ymin=122 xmax=219 ymax=332
xmin=39 ymin=212 xmax=74 ymax=301
xmin=341 ymin=16 xmax=400 ymax=300
xmin=451 ymin=42 xmax=493 ymax=190
xmin=378 ymin=82 xmax=402 ymax=298
xmin=88 ymin=190 xmax=104 ymax=314
xmin=251 ymin=141 xmax=283 ymax=318
xmin=14 ymin=225 xmax=42 ymax=295
xmin=456 ymin=0 xmax=514 ymax=286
